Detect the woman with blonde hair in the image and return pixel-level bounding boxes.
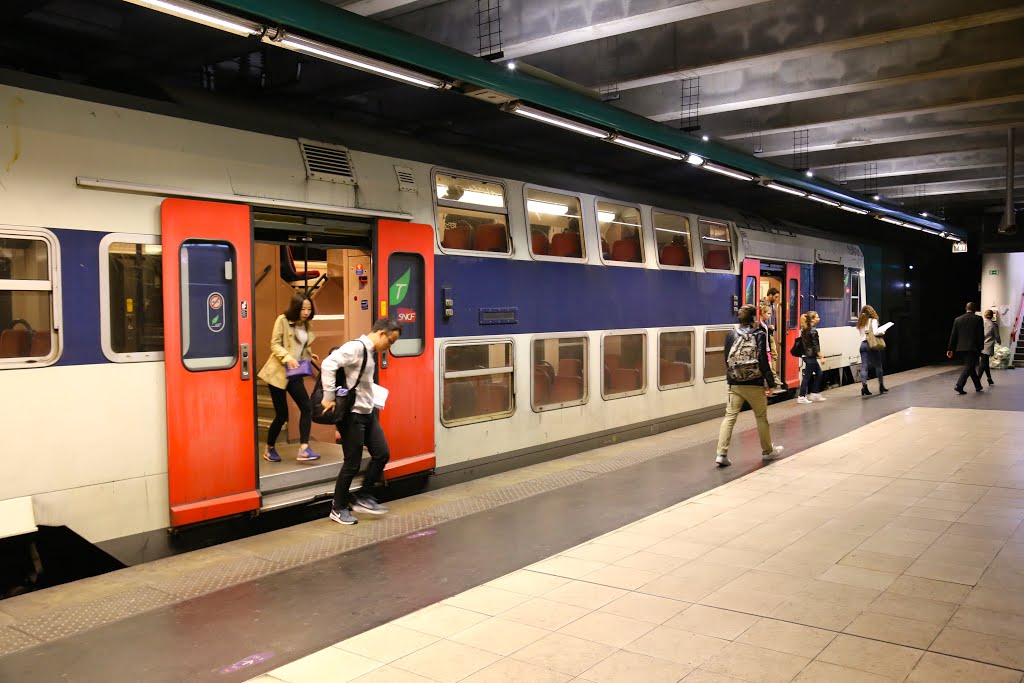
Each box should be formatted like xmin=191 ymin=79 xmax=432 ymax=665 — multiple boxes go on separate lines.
xmin=857 ymin=305 xmax=887 ymax=396
xmin=797 ymin=311 xmax=826 ymax=404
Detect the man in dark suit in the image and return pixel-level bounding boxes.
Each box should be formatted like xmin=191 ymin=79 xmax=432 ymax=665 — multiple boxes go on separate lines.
xmin=947 ymin=302 xmax=985 ymax=394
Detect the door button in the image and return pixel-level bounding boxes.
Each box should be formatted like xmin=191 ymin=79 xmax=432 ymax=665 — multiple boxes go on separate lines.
xmin=240 ymin=343 xmax=250 ymax=380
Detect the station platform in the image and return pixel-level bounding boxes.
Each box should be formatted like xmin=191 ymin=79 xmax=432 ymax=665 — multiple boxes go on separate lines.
xmin=1 ymin=365 xmax=1022 ymax=683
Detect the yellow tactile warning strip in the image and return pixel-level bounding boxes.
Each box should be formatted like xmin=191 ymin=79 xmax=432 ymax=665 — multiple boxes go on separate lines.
xmin=0 ymin=365 xmax=956 ymax=658
xmin=248 ymin=407 xmax=1024 ymax=683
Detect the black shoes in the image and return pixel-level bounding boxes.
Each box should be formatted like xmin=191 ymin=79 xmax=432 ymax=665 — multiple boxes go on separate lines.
xmin=861 ymin=385 xmax=872 ymax=396
xmin=879 ymin=384 xmax=888 ymax=394
xmin=955 ymin=387 xmax=967 ymax=395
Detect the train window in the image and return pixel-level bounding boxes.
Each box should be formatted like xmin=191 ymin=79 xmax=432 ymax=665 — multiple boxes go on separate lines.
xmin=434 ymin=172 xmax=511 ymax=255
xmin=659 ymin=330 xmax=694 ymax=389
xmin=388 ymin=252 xmax=425 ymax=356
xmin=0 ymin=229 xmax=61 ymax=368
xmin=602 ymin=332 xmax=647 ymax=399
xmin=532 ymin=335 xmax=588 ymax=410
xmin=744 ymin=276 xmax=757 ymax=306
xmin=698 ymin=219 xmax=733 ymax=271
xmin=653 ymin=211 xmax=692 ymax=268
xmin=526 ymin=188 xmax=585 ymax=260
xmin=441 ymin=340 xmax=514 ymax=426
xmin=100 ymin=234 xmax=164 ymax=363
xmin=849 ymin=269 xmax=861 ymax=321
xmin=704 ymin=328 xmax=730 ymax=382
xmin=788 ymin=278 xmax=799 ymax=329
xmin=597 ymin=201 xmax=644 ymax=264
xmin=179 ymin=240 xmax=237 ymax=371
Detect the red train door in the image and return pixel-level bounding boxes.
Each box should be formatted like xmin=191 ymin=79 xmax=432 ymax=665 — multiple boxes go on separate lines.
xmin=374 ymin=220 xmax=436 ymax=478
xmin=783 ymin=262 xmax=803 ymax=387
xmin=741 ymin=258 xmax=760 ymax=307
xmin=162 ymin=199 xmax=259 ymax=527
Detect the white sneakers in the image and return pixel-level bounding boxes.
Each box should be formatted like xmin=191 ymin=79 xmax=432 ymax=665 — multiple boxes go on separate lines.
xmin=715 ymin=454 xmax=731 ymax=467
xmin=762 ymin=445 xmax=784 ymax=461
xmin=797 ymin=396 xmax=812 ymax=404
xmin=797 ymin=394 xmax=827 ymax=404
xmin=809 ymin=393 xmax=827 ymax=402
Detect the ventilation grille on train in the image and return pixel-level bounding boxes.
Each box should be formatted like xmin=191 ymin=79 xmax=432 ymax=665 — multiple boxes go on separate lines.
xmin=394 ymin=166 xmax=417 ymax=193
xmin=298 ymin=139 xmax=357 ymax=185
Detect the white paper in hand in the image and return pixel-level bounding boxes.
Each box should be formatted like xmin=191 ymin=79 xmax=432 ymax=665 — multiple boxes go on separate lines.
xmin=372 ymin=383 xmax=389 ymax=410
xmin=877 ymin=322 xmax=895 ymax=334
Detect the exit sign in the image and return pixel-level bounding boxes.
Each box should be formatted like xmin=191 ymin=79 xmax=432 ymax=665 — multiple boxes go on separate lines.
xmin=990 ymin=269 xmax=1000 ymax=275
xmin=952 ymin=241 xmax=968 ymax=253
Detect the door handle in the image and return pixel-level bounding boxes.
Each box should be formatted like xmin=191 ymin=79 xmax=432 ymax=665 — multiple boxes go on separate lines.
xmin=240 ymin=343 xmax=250 ymax=380
xmin=380 ymin=349 xmax=388 ymax=369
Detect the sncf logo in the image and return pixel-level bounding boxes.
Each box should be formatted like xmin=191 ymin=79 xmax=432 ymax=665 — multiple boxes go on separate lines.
xmin=397 ymin=308 xmax=417 ymax=323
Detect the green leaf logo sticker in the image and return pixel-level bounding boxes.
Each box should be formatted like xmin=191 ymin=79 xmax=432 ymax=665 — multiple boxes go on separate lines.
xmin=390 ymin=269 xmax=411 ymax=306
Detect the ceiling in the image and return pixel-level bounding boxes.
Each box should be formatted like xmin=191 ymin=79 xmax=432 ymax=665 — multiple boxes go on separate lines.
xmin=1 ymin=0 xmax=1021 ymax=245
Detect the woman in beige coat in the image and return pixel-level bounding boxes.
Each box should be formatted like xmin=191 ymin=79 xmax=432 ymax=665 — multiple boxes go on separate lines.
xmin=257 ymin=294 xmax=320 ymax=462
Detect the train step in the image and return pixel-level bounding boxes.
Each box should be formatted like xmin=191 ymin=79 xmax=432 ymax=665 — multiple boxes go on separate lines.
xmin=259 ymin=475 xmax=364 ymax=512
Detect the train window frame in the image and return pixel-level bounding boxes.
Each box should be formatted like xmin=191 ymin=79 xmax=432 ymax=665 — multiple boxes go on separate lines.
xmin=698 ymin=218 xmax=735 ymax=272
xmin=99 ymin=233 xmax=164 ymax=363
xmin=439 ymin=338 xmax=516 ymax=427
xmin=703 ymin=326 xmax=733 ymax=383
xmin=432 ymin=169 xmax=512 ymax=258
xmin=595 ymin=198 xmax=646 ymax=267
xmin=652 ymin=209 xmax=695 ymax=271
xmin=849 ymin=269 xmax=861 ymax=322
xmin=524 ymin=185 xmax=588 ymax=263
xmin=0 ymin=226 xmax=62 ymax=369
xmin=531 ymin=332 xmax=590 ymax=411
xmin=601 ymin=330 xmax=648 ymax=400
xmin=658 ymin=327 xmax=696 ymax=390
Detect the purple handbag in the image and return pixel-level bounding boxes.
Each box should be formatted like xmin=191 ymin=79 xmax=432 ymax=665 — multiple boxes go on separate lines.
xmin=285 ymin=358 xmax=313 ymax=378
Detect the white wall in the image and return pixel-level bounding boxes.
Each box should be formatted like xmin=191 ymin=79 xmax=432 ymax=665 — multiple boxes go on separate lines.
xmin=981 ymin=252 xmax=1024 ymax=344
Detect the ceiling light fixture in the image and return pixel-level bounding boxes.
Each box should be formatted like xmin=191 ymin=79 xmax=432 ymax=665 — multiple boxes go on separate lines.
xmin=701 ymin=135 xmax=709 ymax=142
xmin=702 ymin=163 xmax=754 ymax=181
xmin=686 ymin=154 xmax=705 ymax=166
xmin=873 ymin=195 xmax=881 ymax=201
xmin=764 ymin=182 xmax=807 ymax=197
xmin=608 ymin=135 xmax=684 ymax=160
xmin=807 ymin=195 xmax=840 ymax=207
xmin=124 ymin=0 xmax=263 ymax=36
xmin=805 ymin=170 xmax=814 ymax=178
xmin=503 ymin=102 xmax=610 ymax=139
xmin=838 ymin=205 xmax=870 ymax=215
xmin=878 ymin=217 xmax=904 ymax=226
xmin=527 ymin=200 xmax=570 ymax=216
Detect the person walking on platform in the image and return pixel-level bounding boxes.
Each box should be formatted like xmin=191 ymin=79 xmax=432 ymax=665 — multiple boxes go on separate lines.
xmin=320 ymin=318 xmax=402 ymax=525
xmin=257 ymin=293 xmax=320 ymax=463
xmin=947 ymin=302 xmax=985 ymax=395
xmin=857 ymin=305 xmax=888 ymax=396
xmin=978 ymin=309 xmax=1000 ymax=386
xmin=761 ymin=287 xmax=781 ymax=377
xmin=797 ymin=311 xmax=827 ymax=404
xmin=715 ymin=304 xmax=784 ymax=468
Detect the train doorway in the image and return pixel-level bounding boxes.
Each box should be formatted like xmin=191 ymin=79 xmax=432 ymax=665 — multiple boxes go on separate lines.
xmin=741 ymin=257 xmax=803 ymax=391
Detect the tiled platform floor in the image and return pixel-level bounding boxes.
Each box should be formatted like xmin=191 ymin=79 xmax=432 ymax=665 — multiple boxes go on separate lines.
xmin=249 ymin=407 xmax=1024 ymax=683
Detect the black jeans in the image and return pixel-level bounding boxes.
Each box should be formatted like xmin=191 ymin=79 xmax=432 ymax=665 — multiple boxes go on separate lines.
xmin=332 ymin=410 xmax=391 ymax=511
xmin=956 ymin=351 xmax=982 ymax=391
xmin=267 ymin=377 xmax=311 ymax=445
xmin=859 ymin=341 xmax=884 ymax=386
xmin=800 ymin=357 xmax=823 ymax=396
xmin=977 ymin=353 xmax=993 ymax=383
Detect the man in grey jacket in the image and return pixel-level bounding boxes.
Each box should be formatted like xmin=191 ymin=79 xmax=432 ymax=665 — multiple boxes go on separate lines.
xmin=977 ymin=309 xmax=1001 ymax=386
xmin=320 ymin=318 xmax=402 ymax=525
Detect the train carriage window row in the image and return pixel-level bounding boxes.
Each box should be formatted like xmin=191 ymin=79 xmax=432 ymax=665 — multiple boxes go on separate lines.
xmin=441 ymin=340 xmax=515 ymax=426
xmin=0 ymin=228 xmax=60 ymax=367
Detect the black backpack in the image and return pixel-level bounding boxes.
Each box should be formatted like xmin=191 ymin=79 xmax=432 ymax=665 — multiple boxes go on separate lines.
xmin=311 ymin=343 xmax=368 ymax=425
xmin=790 ymin=335 xmax=804 ymax=358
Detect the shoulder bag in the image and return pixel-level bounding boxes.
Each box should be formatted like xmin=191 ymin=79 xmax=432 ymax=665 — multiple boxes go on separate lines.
xmin=311 ymin=344 xmax=369 ymax=425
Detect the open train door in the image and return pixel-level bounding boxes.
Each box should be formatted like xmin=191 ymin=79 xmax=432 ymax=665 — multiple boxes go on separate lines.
xmin=374 ymin=220 xmax=436 ymax=479
xmin=783 ymin=262 xmax=803 ymax=387
xmin=162 ymin=199 xmax=258 ymax=527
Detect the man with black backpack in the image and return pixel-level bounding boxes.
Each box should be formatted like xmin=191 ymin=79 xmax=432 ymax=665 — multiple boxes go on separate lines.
xmin=319 ymin=318 xmax=402 ymax=525
xmin=715 ymin=305 xmax=784 ymax=468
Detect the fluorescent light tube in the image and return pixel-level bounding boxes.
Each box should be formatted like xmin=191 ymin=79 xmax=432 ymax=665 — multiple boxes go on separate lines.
xmin=124 ymin=0 xmax=263 ymax=36
xmin=807 ymin=195 xmax=840 ymax=207
xmin=765 ymin=182 xmax=806 ymax=197
xmin=272 ymin=33 xmax=447 ymax=89
xmin=878 ymin=217 xmax=903 ymax=226
xmin=703 ymin=163 xmax=754 ymax=181
xmin=505 ymin=102 xmax=610 ymax=139
xmin=686 ymin=154 xmax=705 ymax=166
xmin=527 ymin=200 xmax=570 ymax=216
xmin=597 ymin=211 xmax=616 ymax=223
xmin=436 ymin=186 xmax=505 ymax=207
xmin=608 ymin=136 xmax=683 ymax=160
xmin=838 ymin=205 xmax=870 ymax=215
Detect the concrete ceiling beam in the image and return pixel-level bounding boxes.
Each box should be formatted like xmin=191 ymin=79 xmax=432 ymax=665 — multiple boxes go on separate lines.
xmin=874 ymin=176 xmax=1024 ymax=197
xmin=816 ymin=149 xmax=1024 ymax=180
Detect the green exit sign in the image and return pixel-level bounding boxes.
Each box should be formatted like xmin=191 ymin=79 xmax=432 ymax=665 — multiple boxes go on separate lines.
xmin=990 ymin=270 xmax=1000 ymax=275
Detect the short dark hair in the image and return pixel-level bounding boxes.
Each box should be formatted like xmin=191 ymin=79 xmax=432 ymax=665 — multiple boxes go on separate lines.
xmin=283 ymin=293 xmax=315 ymax=322
xmin=372 ymin=318 xmax=403 ymax=335
xmin=737 ymin=304 xmax=757 ymax=325
xmin=766 ymin=287 xmax=780 ymax=297
xmin=966 ymin=302 xmax=976 ymax=312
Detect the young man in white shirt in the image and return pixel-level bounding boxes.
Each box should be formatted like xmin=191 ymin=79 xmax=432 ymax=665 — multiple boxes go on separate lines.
xmin=320 ymin=318 xmax=402 ymax=525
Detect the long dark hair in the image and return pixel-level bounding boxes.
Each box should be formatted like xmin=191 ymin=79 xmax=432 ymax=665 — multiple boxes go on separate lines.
xmin=283 ymin=293 xmax=315 ymax=323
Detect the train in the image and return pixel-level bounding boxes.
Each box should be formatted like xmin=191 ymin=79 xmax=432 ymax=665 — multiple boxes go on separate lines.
xmin=0 ymin=80 xmax=866 ymax=567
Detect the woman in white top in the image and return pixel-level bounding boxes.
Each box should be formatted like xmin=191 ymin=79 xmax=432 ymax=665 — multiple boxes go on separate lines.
xmin=857 ymin=305 xmax=887 ymax=396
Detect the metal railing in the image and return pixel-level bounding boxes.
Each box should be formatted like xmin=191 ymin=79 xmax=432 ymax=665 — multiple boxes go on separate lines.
xmin=1012 ymin=290 xmax=1024 ymax=345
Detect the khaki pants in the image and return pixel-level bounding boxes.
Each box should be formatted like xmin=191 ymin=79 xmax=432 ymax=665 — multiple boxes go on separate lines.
xmin=716 ymin=384 xmax=773 ymax=456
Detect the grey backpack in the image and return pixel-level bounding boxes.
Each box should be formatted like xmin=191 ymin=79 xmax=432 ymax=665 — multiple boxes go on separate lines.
xmin=726 ymin=329 xmax=763 ymax=382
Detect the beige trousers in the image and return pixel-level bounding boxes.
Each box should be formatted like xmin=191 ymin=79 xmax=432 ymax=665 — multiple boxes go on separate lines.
xmin=716 ymin=384 xmax=773 ymax=456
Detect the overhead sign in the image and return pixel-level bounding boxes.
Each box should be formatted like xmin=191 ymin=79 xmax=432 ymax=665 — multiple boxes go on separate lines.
xmin=990 ymin=269 xmax=1000 ymax=275
xmin=952 ymin=242 xmax=968 ymax=253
